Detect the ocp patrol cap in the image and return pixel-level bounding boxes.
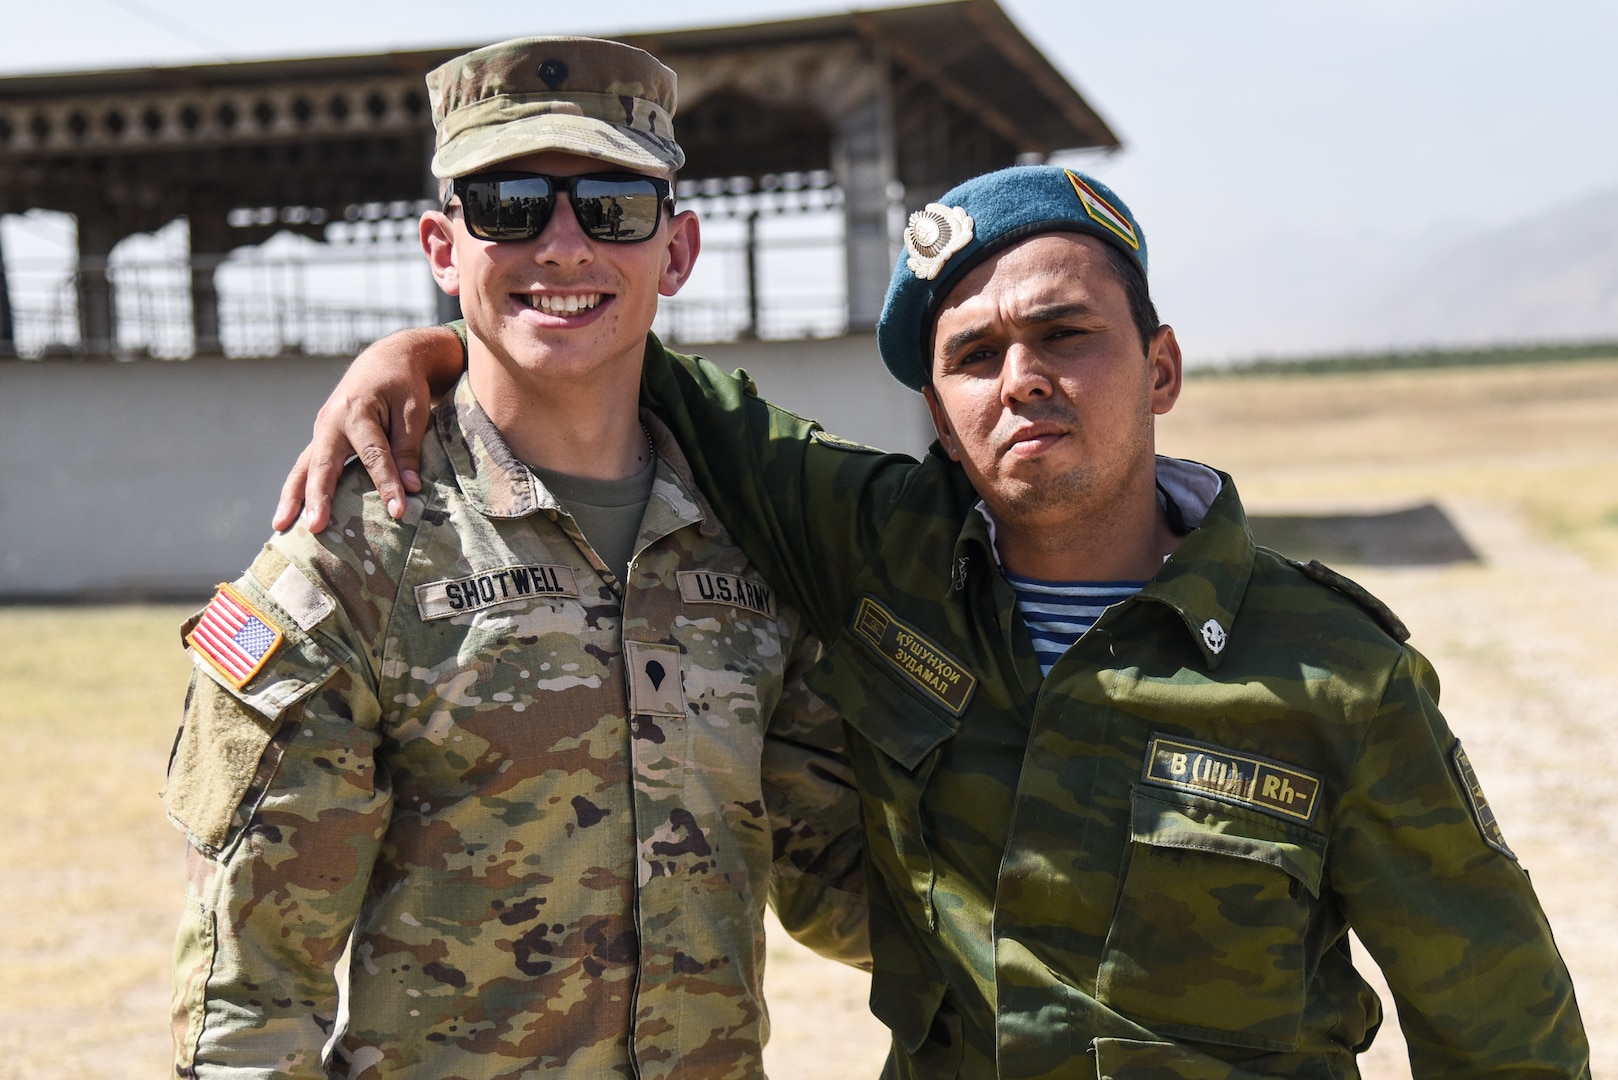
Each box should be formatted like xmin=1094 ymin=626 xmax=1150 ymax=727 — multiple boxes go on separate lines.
xmin=426 ymin=36 xmax=684 ymax=179
xmin=877 ymin=165 xmax=1149 ymax=390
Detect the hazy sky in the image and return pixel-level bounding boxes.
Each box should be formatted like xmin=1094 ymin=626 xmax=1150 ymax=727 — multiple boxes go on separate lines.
xmin=4 ymin=0 xmax=1616 ymax=359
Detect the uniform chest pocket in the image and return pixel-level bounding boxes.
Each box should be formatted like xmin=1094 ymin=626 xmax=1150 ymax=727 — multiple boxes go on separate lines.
xmin=1097 ymin=788 xmax=1326 ymax=1052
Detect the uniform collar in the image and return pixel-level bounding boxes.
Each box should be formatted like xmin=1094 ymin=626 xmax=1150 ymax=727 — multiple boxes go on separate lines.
xmin=440 ymin=374 xmax=716 ymax=540
xmin=950 ymin=455 xmax=1253 ymax=670
xmin=1138 ymin=460 xmax=1253 ymax=670
xmin=641 ymin=409 xmax=725 ymax=542
xmin=439 ymin=376 xmax=545 ymax=519
xmin=936 ymin=446 xmax=994 ymax=592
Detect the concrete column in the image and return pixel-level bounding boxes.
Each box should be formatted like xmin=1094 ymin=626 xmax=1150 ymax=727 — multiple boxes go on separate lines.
xmin=744 ymin=209 xmax=761 ymax=339
xmin=75 ymin=215 xmax=120 ymax=355
xmin=832 ymin=78 xmax=898 ymax=332
xmin=0 ymin=220 xmax=14 ymax=357
xmin=188 ymin=211 xmax=231 ymax=356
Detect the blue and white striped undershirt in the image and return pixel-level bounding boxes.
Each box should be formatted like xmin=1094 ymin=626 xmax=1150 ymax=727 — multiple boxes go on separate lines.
xmin=977 ymin=456 xmax=1226 ymax=677
xmin=1004 ymin=573 xmax=1148 ymax=675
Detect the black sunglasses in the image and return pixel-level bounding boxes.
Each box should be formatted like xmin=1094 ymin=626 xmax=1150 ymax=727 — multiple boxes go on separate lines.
xmin=451 ymin=172 xmax=674 ymax=244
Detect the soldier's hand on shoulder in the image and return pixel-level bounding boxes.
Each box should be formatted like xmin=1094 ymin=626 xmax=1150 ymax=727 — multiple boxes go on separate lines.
xmin=273 ymin=325 xmax=463 ymax=533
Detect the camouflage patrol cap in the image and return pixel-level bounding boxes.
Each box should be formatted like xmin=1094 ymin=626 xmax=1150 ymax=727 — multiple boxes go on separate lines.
xmin=877 ymin=165 xmax=1149 ymax=390
xmin=426 ymin=36 xmax=684 ymax=179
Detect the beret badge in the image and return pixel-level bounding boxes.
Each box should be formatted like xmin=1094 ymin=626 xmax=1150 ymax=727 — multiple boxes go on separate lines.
xmin=904 ymin=203 xmax=975 ymax=280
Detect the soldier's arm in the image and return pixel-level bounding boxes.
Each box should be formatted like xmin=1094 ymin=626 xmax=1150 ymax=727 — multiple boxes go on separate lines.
xmin=166 ymin=536 xmax=392 ymax=1077
xmin=1331 ymin=647 xmax=1589 ymax=1076
xmin=273 ymin=325 xmax=463 ymax=534
xmin=762 ymin=632 xmax=869 ymax=969
xmin=638 ymin=340 xmax=917 ymax=645
xmin=273 ymin=325 xmax=916 ymax=642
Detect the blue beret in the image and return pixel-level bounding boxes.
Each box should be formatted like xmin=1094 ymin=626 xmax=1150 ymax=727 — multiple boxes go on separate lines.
xmin=876 ymin=165 xmax=1148 ymax=391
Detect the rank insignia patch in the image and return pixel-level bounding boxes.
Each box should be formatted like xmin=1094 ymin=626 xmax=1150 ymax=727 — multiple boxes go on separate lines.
xmin=1143 ymin=734 xmax=1322 ymax=825
xmin=1067 ymin=170 xmax=1140 ymax=251
xmin=188 ymin=583 xmax=285 ymax=689
xmin=1453 ymin=742 xmax=1517 ymax=860
xmin=851 ymin=596 xmax=976 ymax=715
xmin=627 ymin=640 xmax=686 ymax=718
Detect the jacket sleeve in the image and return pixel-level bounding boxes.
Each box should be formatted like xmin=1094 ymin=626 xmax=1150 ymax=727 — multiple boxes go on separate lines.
xmin=639 ymin=338 xmax=920 ymax=647
xmin=1331 ymin=646 xmax=1590 ymax=1076
xmin=762 ymin=630 xmax=870 ymax=970
xmin=165 ymin=532 xmax=393 ymax=1078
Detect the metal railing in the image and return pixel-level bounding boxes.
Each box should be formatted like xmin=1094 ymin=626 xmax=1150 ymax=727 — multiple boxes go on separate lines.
xmin=2 ymin=240 xmax=442 ymax=359
xmin=0 ymin=189 xmax=851 ymax=359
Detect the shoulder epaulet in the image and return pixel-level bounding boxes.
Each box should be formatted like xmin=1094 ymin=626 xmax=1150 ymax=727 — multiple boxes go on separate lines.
xmin=1291 ymin=559 xmax=1410 ymax=642
xmin=810 ymin=428 xmax=886 ymax=454
xmin=729 ymin=365 xmax=760 ymax=397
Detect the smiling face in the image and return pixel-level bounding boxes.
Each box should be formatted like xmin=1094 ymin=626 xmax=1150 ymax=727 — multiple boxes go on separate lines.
xmin=420 ymin=149 xmax=700 ymax=398
xmin=923 ymin=232 xmax=1182 ymax=546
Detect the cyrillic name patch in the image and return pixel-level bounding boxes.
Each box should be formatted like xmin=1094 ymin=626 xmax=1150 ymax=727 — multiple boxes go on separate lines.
xmin=1142 ymin=734 xmax=1322 ymax=825
xmin=1066 ymin=170 xmax=1140 ymax=251
xmin=416 ymin=564 xmax=579 ymax=621
xmin=851 ymin=596 xmax=976 ymax=715
xmin=677 ymin=571 xmax=776 ymax=618
xmin=1453 ymin=742 xmax=1517 ymax=860
xmin=187 ymin=583 xmax=285 ymax=689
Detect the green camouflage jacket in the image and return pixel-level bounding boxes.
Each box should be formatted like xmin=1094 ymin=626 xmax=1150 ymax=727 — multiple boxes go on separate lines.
xmin=639 ymin=341 xmax=1590 ymax=1079
xmin=164 ymin=374 xmax=865 ymax=1079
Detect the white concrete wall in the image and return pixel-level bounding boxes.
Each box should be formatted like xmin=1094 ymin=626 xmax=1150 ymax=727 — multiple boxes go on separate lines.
xmin=1 ymin=354 xmax=350 ymax=601
xmin=674 ymin=332 xmax=936 ymax=457
xmin=0 ymin=336 xmax=933 ymax=601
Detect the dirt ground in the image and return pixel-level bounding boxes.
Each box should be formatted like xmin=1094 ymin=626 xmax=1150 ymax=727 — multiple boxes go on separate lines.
xmin=2 ymin=358 xmax=1613 ymax=1078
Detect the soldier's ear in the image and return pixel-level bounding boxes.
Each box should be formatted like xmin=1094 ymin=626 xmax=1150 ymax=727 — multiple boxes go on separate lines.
xmin=1148 ymin=324 xmax=1182 ymax=416
xmin=658 ymin=210 xmax=701 ymax=298
xmin=421 ymin=211 xmax=461 ymax=296
xmin=922 ymin=384 xmax=959 ymax=460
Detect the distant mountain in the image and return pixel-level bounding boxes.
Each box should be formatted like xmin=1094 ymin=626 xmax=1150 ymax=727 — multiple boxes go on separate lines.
xmin=1162 ymin=184 xmax=1618 ymax=363
xmin=1334 ymin=185 xmax=1618 ymax=349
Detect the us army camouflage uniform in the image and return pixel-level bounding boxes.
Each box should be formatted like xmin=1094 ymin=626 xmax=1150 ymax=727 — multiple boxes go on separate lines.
xmin=164 ymin=373 xmax=865 ymax=1079
xmin=639 ymin=341 xmax=1590 ymax=1079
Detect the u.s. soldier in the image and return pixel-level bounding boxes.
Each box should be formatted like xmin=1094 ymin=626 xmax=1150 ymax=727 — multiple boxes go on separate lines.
xmin=164 ymin=36 xmax=864 ymax=1079
xmin=281 ymin=166 xmax=1589 ymax=1075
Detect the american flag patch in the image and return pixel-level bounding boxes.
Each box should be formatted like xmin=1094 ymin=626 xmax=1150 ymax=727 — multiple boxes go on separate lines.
xmin=188 ymin=583 xmax=285 ymax=689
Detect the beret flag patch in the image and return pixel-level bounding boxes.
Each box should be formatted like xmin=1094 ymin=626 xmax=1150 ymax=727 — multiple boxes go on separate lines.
xmin=1067 ymin=170 xmax=1140 ymax=251
xmin=187 ymin=583 xmax=284 ymax=690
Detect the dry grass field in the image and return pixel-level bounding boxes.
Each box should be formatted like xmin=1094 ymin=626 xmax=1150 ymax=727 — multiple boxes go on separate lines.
xmin=2 ymin=357 xmax=1614 ymax=1078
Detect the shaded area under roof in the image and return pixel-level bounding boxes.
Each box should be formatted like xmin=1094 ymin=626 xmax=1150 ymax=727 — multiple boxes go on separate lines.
xmin=0 ymin=0 xmax=1119 ymax=199
xmin=0 ymin=0 xmax=1122 ymax=353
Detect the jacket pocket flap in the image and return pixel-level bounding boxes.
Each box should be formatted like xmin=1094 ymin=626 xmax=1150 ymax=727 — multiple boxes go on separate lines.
xmin=1130 ymin=788 xmax=1325 ymax=898
xmin=808 ymin=643 xmax=960 ymax=772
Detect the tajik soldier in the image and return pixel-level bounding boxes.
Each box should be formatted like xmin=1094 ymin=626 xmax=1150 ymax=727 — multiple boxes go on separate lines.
xmin=165 ymin=36 xmax=863 ymax=1079
xmin=279 ymin=170 xmax=1590 ymax=1074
